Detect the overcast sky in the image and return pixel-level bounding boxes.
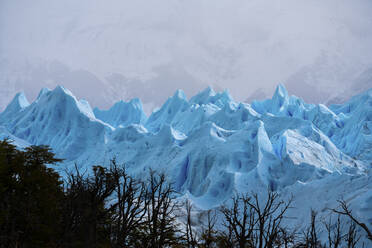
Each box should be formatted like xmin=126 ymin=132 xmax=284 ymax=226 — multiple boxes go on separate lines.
xmin=1 ymin=0 xmax=372 ymax=112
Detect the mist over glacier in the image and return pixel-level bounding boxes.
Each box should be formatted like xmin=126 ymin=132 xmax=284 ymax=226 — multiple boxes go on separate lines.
xmin=1 ymin=0 xmax=372 ymax=112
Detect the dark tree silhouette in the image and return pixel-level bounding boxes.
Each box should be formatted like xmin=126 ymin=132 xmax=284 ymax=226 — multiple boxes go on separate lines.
xmin=0 ymin=139 xmax=63 ymax=247
xmin=62 ymin=164 xmax=116 ymax=247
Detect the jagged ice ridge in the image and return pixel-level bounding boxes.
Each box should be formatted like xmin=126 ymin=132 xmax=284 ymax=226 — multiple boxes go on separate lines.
xmin=0 ymin=84 xmax=371 ymax=234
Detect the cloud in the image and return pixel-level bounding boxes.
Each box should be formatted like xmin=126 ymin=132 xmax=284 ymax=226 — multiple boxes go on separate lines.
xmin=1 ymin=0 xmax=372 ymax=110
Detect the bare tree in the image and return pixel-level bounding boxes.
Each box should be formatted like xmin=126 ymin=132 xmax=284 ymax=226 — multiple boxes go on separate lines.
xmin=109 ymin=159 xmax=149 ymax=247
xmin=332 ymin=200 xmax=372 ymax=242
xmin=199 ymin=209 xmax=218 ymax=248
xmin=220 ymin=194 xmax=257 ymax=248
xmin=139 ymin=171 xmax=181 ymax=248
xmin=296 ymin=209 xmax=367 ymax=248
xmin=345 ymin=221 xmax=361 ymax=248
xmin=276 ymin=227 xmax=296 ymax=248
xmin=324 ymin=215 xmax=342 ymax=248
xmin=216 ymin=223 xmax=235 ymax=248
xmin=184 ymin=199 xmax=197 ymax=248
xmin=247 ymin=191 xmax=293 ymax=248
xmin=301 ymin=210 xmax=323 ymax=248
xmin=220 ymin=190 xmax=293 ymax=248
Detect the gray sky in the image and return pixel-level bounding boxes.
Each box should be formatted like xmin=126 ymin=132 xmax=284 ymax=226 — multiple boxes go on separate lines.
xmin=1 ymin=0 xmax=372 ymax=113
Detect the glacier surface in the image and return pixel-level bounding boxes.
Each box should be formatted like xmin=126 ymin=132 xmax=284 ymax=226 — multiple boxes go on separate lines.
xmin=0 ymin=84 xmax=371 ymax=233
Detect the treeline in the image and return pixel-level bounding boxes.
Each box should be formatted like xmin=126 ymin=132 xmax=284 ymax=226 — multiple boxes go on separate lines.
xmin=0 ymin=140 xmax=371 ymax=248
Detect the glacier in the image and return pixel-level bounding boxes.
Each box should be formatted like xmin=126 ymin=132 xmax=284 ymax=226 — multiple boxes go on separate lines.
xmin=0 ymin=84 xmax=371 ymax=233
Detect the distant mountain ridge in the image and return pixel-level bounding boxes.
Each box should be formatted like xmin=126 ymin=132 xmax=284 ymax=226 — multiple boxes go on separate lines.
xmin=0 ymin=85 xmax=371 ymax=233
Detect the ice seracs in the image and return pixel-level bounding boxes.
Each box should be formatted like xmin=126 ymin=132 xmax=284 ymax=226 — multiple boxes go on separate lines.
xmin=0 ymin=92 xmax=30 ymax=120
xmin=146 ymin=89 xmax=189 ymax=132
xmin=0 ymin=86 xmax=110 ymax=162
xmin=94 ymin=98 xmax=147 ymax=128
xmin=0 ymin=85 xmax=370 ymax=226
xmin=36 ymin=87 xmax=51 ymax=102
